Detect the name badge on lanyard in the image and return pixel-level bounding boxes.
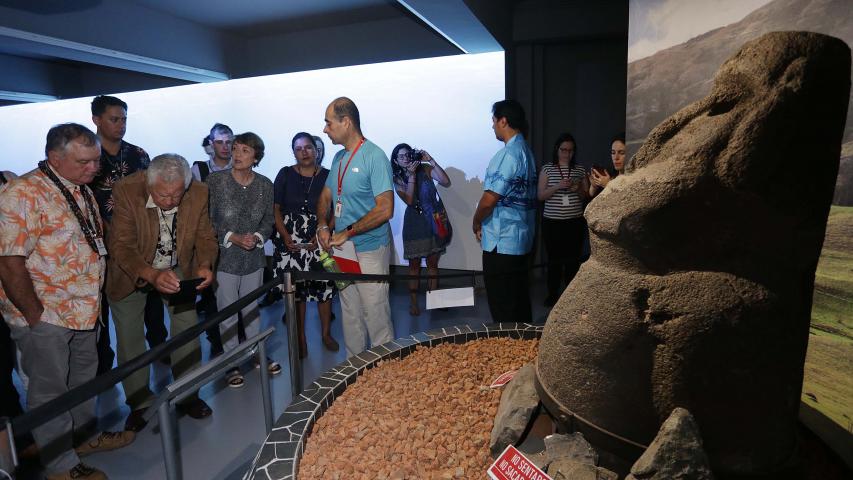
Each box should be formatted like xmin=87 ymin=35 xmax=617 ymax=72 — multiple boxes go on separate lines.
xmin=95 ymin=237 xmax=108 ymax=257
xmin=336 ymin=139 xmax=365 ymax=220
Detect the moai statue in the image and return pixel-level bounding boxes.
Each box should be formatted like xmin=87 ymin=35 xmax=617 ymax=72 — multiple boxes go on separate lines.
xmin=536 ymin=31 xmax=850 ymax=476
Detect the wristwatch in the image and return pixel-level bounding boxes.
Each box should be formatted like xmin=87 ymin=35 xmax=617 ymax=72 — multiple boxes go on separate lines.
xmin=346 ymin=224 xmax=356 ymax=238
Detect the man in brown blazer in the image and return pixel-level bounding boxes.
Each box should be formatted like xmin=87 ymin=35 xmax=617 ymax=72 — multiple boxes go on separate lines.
xmin=107 ymin=153 xmax=217 ymax=432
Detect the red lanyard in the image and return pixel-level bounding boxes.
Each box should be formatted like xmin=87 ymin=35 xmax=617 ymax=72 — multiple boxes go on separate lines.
xmin=337 ymin=138 xmax=365 ymax=197
xmin=556 ymin=162 xmax=570 ymax=180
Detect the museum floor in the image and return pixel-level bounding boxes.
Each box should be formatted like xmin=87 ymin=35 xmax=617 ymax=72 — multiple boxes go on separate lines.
xmin=13 ymin=278 xmax=552 ymax=480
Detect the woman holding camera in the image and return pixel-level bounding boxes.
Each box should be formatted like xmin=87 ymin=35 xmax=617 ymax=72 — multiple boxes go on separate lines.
xmin=273 ymin=132 xmax=339 ymax=358
xmin=538 ymin=132 xmax=589 ymax=307
xmin=391 ymin=143 xmax=452 ymax=316
xmin=589 ymin=133 xmax=627 ymax=197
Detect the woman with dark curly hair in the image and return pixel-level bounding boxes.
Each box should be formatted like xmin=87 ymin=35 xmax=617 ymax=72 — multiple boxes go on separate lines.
xmin=273 ymin=132 xmax=339 ymax=358
xmin=391 ymin=143 xmax=452 ymax=315
xmin=538 ymin=132 xmax=589 ymax=306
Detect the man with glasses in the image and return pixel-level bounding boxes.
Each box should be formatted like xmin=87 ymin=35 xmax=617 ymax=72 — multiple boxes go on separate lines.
xmin=0 ymin=124 xmax=135 ymax=480
xmin=107 ymin=154 xmax=218 ymax=432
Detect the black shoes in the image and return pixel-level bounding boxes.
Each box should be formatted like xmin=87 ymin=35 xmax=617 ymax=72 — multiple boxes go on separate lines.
xmin=176 ymin=398 xmax=213 ymax=419
xmin=124 ymin=408 xmax=148 ymax=433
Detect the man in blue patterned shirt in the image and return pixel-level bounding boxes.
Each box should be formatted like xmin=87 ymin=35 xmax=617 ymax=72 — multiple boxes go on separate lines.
xmin=473 ymin=100 xmax=537 ymax=324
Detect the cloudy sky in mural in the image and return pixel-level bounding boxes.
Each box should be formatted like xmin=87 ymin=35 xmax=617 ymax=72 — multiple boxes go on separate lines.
xmin=628 ymin=0 xmax=773 ymax=62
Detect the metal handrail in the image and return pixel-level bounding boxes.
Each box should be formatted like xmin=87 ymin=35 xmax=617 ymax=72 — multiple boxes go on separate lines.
xmin=155 ymin=327 xmax=276 ymax=480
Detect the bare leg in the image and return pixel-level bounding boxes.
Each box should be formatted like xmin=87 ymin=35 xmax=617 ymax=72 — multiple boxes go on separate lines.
xmin=317 ymin=299 xmax=339 ymax=351
xmin=408 ymin=259 xmax=421 ymax=316
xmin=426 ymin=253 xmax=440 ymax=292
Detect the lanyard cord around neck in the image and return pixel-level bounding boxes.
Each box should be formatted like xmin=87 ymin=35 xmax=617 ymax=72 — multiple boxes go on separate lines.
xmin=157 ymin=208 xmax=178 ymax=266
xmin=297 ymin=165 xmax=318 ymax=210
xmin=556 ymin=161 xmax=574 ymax=180
xmin=38 ymin=161 xmax=102 ymax=254
xmin=336 ymin=138 xmax=365 ymax=197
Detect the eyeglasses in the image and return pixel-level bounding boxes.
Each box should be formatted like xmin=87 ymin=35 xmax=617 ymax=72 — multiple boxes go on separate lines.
xmin=559 ymin=147 xmax=574 ymax=153
xmin=294 ymin=146 xmax=316 ymax=153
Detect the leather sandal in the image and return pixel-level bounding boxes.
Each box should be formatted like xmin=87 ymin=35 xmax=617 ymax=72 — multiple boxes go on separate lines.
xmin=322 ymin=335 xmax=340 ymax=352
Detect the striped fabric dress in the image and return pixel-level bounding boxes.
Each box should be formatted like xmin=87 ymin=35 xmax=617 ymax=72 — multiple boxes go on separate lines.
xmin=541 ymin=163 xmax=586 ymax=220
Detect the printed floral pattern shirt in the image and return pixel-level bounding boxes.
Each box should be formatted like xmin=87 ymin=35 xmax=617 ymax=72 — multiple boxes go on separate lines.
xmin=89 ymin=140 xmax=150 ymax=222
xmin=0 ymin=166 xmax=106 ymax=330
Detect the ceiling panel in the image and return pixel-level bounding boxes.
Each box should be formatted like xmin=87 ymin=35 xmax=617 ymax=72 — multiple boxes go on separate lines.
xmin=131 ymin=0 xmax=401 ymax=34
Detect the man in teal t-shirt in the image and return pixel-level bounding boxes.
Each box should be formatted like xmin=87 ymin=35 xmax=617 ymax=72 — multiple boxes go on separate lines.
xmin=317 ymin=97 xmax=395 ymax=356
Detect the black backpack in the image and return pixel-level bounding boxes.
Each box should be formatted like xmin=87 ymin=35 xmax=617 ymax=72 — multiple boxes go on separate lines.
xmin=194 ymin=161 xmax=211 ymax=182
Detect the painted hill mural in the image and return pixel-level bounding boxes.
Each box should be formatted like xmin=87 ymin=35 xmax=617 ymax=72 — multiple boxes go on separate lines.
xmin=627 ymin=0 xmax=853 ymax=205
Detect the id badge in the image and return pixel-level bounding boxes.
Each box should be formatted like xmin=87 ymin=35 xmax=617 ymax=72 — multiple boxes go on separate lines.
xmin=334 ymin=200 xmax=343 ymax=218
xmin=562 ymin=194 xmax=570 ymax=206
xmin=94 ymin=237 xmax=108 ymax=257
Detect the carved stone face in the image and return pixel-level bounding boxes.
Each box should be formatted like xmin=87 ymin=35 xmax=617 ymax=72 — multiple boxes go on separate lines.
xmin=536 ymin=32 xmax=851 ymax=475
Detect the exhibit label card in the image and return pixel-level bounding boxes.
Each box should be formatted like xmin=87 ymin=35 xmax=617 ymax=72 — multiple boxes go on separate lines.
xmin=425 ymin=287 xmax=475 ymax=310
xmin=488 ymin=445 xmax=551 ymax=480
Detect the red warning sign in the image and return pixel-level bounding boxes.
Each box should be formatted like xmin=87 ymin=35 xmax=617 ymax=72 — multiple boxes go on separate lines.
xmin=489 ymin=369 xmax=517 ymax=389
xmin=487 ymin=445 xmax=551 ymax=480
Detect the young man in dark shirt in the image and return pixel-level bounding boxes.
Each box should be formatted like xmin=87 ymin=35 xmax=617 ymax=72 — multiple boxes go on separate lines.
xmin=89 ymin=95 xmax=167 ymax=374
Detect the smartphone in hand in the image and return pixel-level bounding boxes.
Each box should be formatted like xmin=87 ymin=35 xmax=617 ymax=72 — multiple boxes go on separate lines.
xmin=168 ymin=277 xmax=204 ymax=306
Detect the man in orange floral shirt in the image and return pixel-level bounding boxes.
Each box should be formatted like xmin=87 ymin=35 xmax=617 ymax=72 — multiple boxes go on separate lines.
xmin=0 ymin=123 xmax=134 ymax=480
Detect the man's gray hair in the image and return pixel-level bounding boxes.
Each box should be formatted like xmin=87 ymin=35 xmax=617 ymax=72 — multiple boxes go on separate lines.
xmin=147 ymin=153 xmax=192 ymax=188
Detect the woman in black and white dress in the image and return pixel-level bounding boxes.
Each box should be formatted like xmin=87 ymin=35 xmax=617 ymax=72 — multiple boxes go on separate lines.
xmin=538 ymin=132 xmax=590 ymax=306
xmin=273 ymin=132 xmax=339 ymax=358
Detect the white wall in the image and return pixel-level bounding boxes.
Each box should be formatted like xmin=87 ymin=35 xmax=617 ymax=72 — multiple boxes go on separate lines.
xmin=0 ymin=52 xmax=505 ymax=270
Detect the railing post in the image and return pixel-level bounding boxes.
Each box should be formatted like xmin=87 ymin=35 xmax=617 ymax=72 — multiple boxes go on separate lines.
xmin=0 ymin=416 xmax=17 ymax=478
xmin=283 ymin=271 xmax=303 ymax=400
xmin=158 ymin=402 xmax=182 ymax=480
xmin=257 ymin=341 xmax=273 ymax=433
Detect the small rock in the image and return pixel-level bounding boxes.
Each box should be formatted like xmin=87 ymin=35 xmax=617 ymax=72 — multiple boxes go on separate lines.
xmin=544 ymin=432 xmax=598 ymax=466
xmin=489 ymin=363 xmax=540 ymax=457
xmin=527 ymin=451 xmax=550 ymax=470
xmin=548 ymin=459 xmax=618 ymax=480
xmin=626 ymin=408 xmax=715 ymax=480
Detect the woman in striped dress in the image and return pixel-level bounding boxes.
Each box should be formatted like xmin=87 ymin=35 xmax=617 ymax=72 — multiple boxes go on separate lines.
xmin=537 ymin=132 xmax=590 ymax=306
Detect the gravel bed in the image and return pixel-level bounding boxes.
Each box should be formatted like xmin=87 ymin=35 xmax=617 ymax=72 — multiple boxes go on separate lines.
xmin=298 ymin=337 xmax=539 ymax=479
